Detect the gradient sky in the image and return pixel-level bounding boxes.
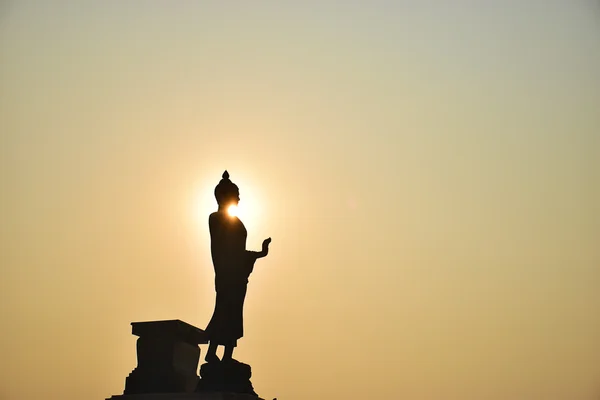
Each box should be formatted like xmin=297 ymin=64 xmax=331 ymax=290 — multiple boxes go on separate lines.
xmin=1 ymin=2 xmax=599 ymax=400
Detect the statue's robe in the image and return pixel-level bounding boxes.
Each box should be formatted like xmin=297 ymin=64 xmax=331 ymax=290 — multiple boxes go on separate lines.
xmin=205 ymin=211 xmax=258 ymax=347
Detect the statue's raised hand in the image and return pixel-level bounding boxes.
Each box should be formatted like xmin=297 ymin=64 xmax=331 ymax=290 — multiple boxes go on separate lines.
xmin=261 ymin=237 xmax=272 ymax=257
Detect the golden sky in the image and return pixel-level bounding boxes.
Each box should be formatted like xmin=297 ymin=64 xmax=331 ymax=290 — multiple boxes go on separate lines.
xmin=1 ymin=2 xmax=599 ymax=399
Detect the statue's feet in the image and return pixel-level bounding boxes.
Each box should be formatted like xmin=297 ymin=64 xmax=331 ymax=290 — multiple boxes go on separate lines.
xmin=221 ymin=357 xmax=238 ymax=365
xmin=205 ymin=353 xmax=220 ymax=364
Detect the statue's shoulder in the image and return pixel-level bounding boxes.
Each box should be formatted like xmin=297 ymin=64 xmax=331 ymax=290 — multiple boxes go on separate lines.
xmin=209 ymin=211 xmax=227 ymax=227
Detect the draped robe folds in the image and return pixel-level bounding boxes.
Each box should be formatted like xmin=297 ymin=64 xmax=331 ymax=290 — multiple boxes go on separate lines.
xmin=205 ymin=211 xmax=259 ymax=347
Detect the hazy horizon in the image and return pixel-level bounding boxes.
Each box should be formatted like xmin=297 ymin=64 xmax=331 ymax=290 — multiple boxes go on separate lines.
xmin=1 ymin=2 xmax=599 ymax=399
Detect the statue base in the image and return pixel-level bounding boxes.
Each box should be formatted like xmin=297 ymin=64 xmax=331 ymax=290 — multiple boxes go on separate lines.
xmin=108 ymin=393 xmax=263 ymax=400
xmin=106 ymin=392 xmax=264 ymax=400
xmin=196 ymin=360 xmax=257 ymax=396
xmin=106 ymin=320 xmax=266 ymax=400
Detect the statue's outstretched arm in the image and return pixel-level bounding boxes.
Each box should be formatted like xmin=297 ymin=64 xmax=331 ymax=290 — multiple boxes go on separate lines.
xmin=246 ymin=237 xmax=271 ymax=260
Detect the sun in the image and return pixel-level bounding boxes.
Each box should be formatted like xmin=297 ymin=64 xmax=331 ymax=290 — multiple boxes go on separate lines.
xmin=227 ymin=204 xmax=239 ymax=217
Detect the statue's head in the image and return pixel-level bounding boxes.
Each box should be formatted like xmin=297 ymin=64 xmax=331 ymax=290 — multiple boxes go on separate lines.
xmin=214 ymin=170 xmax=239 ymax=207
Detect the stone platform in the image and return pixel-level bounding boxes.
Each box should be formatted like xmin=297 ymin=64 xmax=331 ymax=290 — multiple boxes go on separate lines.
xmin=106 ymin=320 xmax=264 ymax=400
xmin=123 ymin=320 xmax=208 ymax=395
xmin=108 ymin=393 xmax=262 ymax=400
xmin=197 ymin=360 xmax=256 ymax=395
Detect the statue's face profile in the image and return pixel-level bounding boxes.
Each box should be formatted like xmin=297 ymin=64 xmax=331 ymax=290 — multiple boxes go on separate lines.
xmin=229 ymin=190 xmax=240 ymax=206
xmin=219 ymin=189 xmax=240 ymax=208
xmin=219 ymin=189 xmax=240 ymax=217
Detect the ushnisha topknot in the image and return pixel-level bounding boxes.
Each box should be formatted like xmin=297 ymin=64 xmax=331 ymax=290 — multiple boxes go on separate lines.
xmin=214 ymin=170 xmax=238 ymax=205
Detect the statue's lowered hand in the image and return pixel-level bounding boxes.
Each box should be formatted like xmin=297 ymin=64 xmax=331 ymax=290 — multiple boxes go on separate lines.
xmin=261 ymin=237 xmax=272 ymax=257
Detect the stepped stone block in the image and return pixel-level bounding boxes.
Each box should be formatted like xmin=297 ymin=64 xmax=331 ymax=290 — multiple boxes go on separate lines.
xmin=123 ymin=320 xmax=209 ymax=395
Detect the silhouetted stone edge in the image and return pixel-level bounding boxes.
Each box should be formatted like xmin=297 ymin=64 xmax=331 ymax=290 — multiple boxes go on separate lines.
xmin=124 ymin=320 xmax=207 ymax=395
xmin=196 ymin=359 xmax=257 ymax=397
xmin=107 ymin=392 xmax=263 ymax=400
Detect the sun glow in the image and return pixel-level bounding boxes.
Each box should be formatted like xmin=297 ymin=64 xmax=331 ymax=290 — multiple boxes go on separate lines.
xmin=227 ymin=204 xmax=239 ymax=217
xmin=194 ymin=174 xmax=264 ymax=234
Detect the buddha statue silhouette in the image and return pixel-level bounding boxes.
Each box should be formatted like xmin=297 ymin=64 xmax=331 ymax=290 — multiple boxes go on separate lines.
xmin=205 ymin=170 xmax=271 ymax=363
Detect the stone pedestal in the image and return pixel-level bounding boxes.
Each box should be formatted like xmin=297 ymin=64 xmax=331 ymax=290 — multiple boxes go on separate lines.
xmin=109 ymin=394 xmax=262 ymax=400
xmin=196 ymin=360 xmax=256 ymax=396
xmin=106 ymin=320 xmax=265 ymax=400
xmin=123 ymin=320 xmax=209 ymax=395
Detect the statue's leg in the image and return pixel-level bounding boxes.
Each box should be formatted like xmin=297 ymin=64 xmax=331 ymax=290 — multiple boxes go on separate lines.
xmin=205 ymin=341 xmax=220 ymax=363
xmin=222 ymin=345 xmax=234 ymax=362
